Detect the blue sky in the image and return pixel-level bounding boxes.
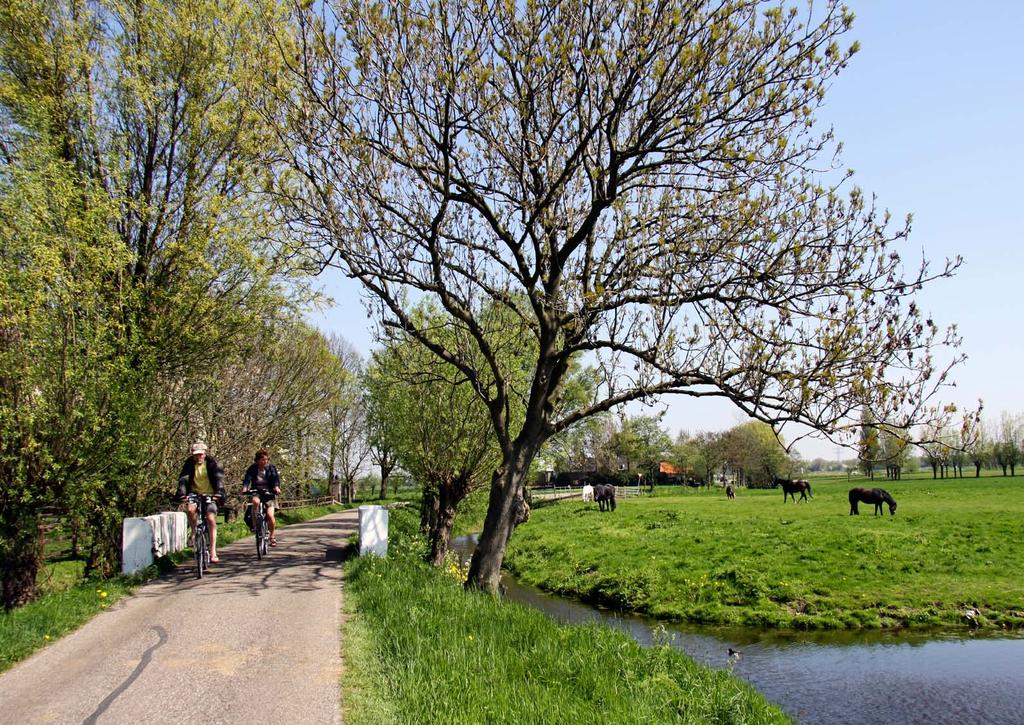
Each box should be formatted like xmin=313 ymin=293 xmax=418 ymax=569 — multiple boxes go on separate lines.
xmin=307 ymin=1 xmax=1023 ymax=461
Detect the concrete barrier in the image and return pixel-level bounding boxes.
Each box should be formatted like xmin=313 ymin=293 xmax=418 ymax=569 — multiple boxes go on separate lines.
xmin=122 ymin=511 xmax=188 ymax=574
xmin=358 ymin=505 xmax=389 ymax=557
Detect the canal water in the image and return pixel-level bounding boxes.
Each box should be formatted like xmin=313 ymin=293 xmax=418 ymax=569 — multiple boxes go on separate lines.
xmin=453 ymin=536 xmax=1024 ymax=724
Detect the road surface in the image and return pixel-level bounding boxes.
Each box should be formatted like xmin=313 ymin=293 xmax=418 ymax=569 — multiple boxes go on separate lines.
xmin=0 ymin=509 xmax=359 ymax=724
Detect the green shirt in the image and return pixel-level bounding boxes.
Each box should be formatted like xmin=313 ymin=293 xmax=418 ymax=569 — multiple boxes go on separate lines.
xmin=193 ymin=461 xmax=213 ymax=495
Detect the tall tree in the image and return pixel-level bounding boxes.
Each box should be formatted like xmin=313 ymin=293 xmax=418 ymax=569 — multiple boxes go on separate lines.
xmin=878 ymin=422 xmax=910 ymax=480
xmin=280 ymin=0 xmax=968 ymax=592
xmin=209 ymin=320 xmax=336 ymax=490
xmin=364 ymin=313 xmax=506 ymax=565
xmin=322 ymin=334 xmax=367 ymax=503
xmin=993 ymin=413 xmax=1020 ymax=477
xmin=719 ymin=421 xmax=792 ymax=486
xmin=965 ymin=418 xmax=991 ymax=478
xmin=0 ymin=0 xmax=311 ymax=598
xmin=858 ymin=407 xmax=881 ymax=478
xmin=363 ymin=375 xmax=400 ymax=499
xmin=0 ymin=145 xmax=134 ymax=607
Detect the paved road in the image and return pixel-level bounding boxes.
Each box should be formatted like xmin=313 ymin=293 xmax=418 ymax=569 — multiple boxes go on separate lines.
xmin=0 ymin=509 xmax=360 ymax=724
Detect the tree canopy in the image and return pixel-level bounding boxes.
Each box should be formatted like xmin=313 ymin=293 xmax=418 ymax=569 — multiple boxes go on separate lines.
xmin=256 ymin=0 xmax=964 ymax=590
xmin=0 ymin=0 xmax=317 ymax=605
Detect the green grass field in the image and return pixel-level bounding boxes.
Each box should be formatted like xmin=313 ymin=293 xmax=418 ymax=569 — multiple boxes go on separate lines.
xmin=504 ymin=472 xmax=1024 ymax=630
xmin=341 ymin=506 xmax=788 ymax=724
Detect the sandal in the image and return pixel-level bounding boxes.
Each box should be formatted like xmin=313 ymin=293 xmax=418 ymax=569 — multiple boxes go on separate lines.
xmin=210 ymin=555 xmax=220 ymax=563
xmin=270 ymin=538 xmax=277 ymax=547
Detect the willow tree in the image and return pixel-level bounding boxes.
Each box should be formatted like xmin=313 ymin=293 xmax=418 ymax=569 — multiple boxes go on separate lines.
xmin=365 ymin=338 xmax=497 ymax=565
xmin=278 ymin=0 xmax=965 ymax=592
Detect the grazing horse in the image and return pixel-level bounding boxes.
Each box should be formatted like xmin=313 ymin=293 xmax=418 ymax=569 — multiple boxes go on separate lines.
xmin=593 ymin=483 xmax=617 ymax=512
xmin=774 ymin=477 xmax=813 ymax=503
xmin=582 ymin=484 xmax=594 ymax=503
xmin=849 ymin=487 xmax=897 ymax=516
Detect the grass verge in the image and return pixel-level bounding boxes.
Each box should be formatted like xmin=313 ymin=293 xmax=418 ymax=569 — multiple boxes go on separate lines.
xmin=0 ymin=502 xmax=348 ymax=674
xmin=505 ymin=473 xmax=1024 ymax=630
xmin=341 ymin=506 xmax=788 ymax=724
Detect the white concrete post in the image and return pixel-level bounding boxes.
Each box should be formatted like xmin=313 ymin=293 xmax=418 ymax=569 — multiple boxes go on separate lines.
xmin=122 ymin=511 xmax=190 ymax=573
xmin=122 ymin=517 xmax=154 ymax=574
xmin=358 ymin=505 xmax=389 ymax=557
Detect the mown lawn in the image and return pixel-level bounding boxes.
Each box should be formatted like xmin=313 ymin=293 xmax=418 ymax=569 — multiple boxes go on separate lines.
xmin=504 ymin=472 xmax=1024 ymax=630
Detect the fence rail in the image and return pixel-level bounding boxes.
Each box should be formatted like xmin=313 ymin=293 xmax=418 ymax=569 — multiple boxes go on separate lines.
xmin=275 ymin=495 xmax=337 ymax=510
xmin=531 ymin=485 xmax=647 ymax=501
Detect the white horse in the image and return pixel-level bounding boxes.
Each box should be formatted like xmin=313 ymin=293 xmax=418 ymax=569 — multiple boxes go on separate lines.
xmin=582 ymin=484 xmax=594 ymax=502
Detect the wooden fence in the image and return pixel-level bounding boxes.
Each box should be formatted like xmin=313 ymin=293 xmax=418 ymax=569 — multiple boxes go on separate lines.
xmin=531 ymin=485 xmax=647 ymax=502
xmin=275 ymin=495 xmax=337 ymax=510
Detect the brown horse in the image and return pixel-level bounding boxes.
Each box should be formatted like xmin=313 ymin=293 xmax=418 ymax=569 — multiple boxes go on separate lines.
xmin=849 ymin=487 xmax=897 ymax=516
xmin=773 ymin=477 xmax=812 ymax=503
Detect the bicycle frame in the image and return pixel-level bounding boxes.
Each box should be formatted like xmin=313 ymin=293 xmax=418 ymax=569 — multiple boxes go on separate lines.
xmin=247 ymin=492 xmax=272 ymax=559
xmin=186 ymin=493 xmax=213 ymax=578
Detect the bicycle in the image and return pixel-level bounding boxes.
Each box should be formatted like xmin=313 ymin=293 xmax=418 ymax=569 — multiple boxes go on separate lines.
xmin=184 ymin=493 xmax=215 ymax=578
xmin=244 ymin=489 xmax=273 ymax=559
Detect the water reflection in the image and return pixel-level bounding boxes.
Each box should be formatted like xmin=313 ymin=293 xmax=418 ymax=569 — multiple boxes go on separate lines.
xmin=453 ymin=536 xmax=1024 ymax=725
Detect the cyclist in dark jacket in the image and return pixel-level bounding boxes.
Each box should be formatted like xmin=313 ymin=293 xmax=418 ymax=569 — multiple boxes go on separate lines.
xmin=177 ymin=440 xmax=226 ymax=562
xmin=242 ymin=448 xmax=282 ymax=546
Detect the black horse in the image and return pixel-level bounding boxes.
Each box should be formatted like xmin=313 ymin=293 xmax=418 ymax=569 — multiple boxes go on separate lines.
xmin=773 ymin=477 xmax=813 ymax=503
xmin=593 ymin=483 xmax=617 ymax=512
xmin=849 ymin=487 xmax=897 ymax=516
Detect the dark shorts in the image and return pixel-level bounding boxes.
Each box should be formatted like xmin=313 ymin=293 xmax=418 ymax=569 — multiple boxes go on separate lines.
xmin=249 ymin=491 xmax=276 ymax=507
xmin=184 ymin=497 xmax=218 ymax=516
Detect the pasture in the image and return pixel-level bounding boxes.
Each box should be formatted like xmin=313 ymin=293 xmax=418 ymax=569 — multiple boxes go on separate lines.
xmin=505 ymin=473 xmax=1024 ymax=630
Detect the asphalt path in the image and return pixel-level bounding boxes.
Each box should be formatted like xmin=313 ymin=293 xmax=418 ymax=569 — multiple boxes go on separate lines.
xmin=0 ymin=508 xmax=360 ymax=724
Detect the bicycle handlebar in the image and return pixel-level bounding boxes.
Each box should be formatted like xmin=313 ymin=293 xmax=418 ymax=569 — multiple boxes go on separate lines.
xmin=181 ymin=492 xmax=222 ymax=503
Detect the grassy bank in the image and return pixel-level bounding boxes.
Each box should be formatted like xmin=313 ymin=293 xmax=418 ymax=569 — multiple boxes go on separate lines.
xmin=504 ymin=473 xmax=1024 ymax=630
xmin=341 ymin=507 xmax=788 ymax=724
xmin=0 ymin=502 xmax=347 ymax=673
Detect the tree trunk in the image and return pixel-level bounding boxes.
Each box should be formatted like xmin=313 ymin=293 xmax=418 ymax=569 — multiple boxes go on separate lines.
xmin=1 ymin=519 xmax=43 ymax=611
xmin=428 ymin=486 xmax=459 ymax=566
xmin=465 ymin=443 xmax=537 ymax=593
xmin=80 ymin=496 xmax=119 ymax=578
xmin=420 ymin=488 xmax=438 ymax=535
xmin=379 ymin=460 xmax=394 ymax=499
xmin=975 ymin=463 xmax=981 ymax=477
xmin=70 ymin=515 xmax=82 ymax=558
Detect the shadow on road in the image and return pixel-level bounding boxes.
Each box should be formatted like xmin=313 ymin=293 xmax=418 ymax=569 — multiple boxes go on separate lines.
xmin=133 ymin=513 xmax=360 ymax=598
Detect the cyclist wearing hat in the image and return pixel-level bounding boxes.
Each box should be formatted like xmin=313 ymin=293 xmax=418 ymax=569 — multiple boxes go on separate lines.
xmin=176 ymin=440 xmax=226 ymax=563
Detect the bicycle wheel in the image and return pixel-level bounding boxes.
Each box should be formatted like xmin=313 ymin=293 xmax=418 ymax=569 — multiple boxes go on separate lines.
xmin=255 ymin=514 xmax=264 ymax=560
xmin=195 ymin=525 xmax=206 ymax=578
